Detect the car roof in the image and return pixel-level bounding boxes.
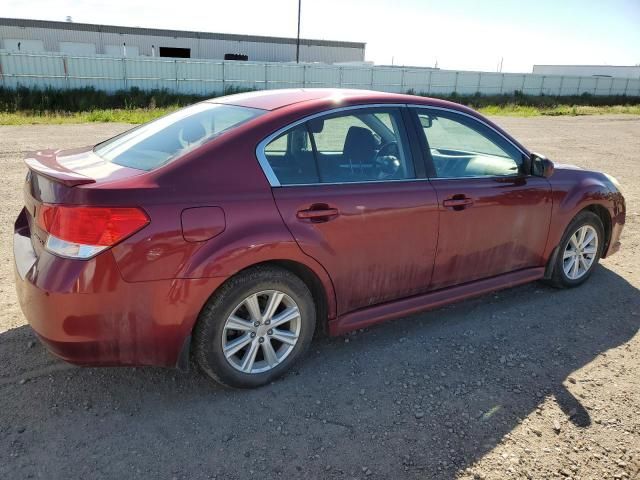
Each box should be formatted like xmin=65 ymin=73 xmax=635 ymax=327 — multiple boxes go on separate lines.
xmin=207 ymin=88 xmax=448 ymax=111
xmin=160 ymin=88 xmax=531 ymax=178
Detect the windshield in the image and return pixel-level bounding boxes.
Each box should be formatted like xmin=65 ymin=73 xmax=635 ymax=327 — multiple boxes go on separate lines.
xmin=94 ymin=103 xmax=265 ymax=171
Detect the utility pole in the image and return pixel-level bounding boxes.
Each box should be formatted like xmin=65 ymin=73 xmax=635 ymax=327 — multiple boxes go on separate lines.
xmin=296 ymin=0 xmax=301 ymax=63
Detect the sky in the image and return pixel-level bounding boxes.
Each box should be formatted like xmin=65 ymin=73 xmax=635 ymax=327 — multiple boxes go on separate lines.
xmin=3 ymin=0 xmax=640 ymax=72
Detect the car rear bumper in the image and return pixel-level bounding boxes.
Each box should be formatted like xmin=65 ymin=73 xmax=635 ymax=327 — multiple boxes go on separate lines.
xmin=14 ymin=208 xmax=226 ymax=367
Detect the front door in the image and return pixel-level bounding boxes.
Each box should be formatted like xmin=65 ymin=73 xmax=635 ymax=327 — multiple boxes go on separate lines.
xmin=261 ymin=106 xmax=439 ymax=314
xmin=411 ymin=107 xmax=553 ymax=289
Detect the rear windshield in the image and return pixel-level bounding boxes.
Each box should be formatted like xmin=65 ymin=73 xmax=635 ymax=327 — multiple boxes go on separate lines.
xmin=94 ymin=103 xmax=264 ymax=170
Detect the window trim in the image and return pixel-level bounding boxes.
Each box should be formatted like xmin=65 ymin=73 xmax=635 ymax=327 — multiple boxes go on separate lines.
xmin=409 ymin=105 xmax=529 ymax=180
xmin=256 ymin=104 xmax=418 ymax=187
xmin=256 ymin=103 xmax=531 ymax=186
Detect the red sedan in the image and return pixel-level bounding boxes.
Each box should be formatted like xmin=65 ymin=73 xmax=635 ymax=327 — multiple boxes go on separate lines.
xmin=14 ymin=89 xmax=626 ymax=388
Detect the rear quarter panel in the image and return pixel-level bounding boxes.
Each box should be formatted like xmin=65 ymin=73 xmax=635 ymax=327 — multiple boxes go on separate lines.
xmin=103 ymin=121 xmax=339 ymax=319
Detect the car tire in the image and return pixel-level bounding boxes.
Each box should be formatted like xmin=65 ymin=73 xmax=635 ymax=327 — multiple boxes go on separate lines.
xmin=192 ymin=266 xmax=316 ymax=388
xmin=547 ymin=211 xmax=605 ymax=289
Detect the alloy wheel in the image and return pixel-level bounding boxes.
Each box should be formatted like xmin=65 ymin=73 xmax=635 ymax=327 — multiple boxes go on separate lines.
xmin=563 ymin=225 xmax=598 ymax=280
xmin=221 ymin=290 xmax=301 ymax=374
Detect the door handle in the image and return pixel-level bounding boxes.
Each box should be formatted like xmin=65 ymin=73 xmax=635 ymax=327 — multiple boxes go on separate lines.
xmin=442 ymin=196 xmax=474 ymax=210
xmin=296 ymin=205 xmax=339 ymax=222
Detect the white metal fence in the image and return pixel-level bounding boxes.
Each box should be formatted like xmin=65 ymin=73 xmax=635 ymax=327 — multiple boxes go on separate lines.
xmin=2 ymin=51 xmax=640 ymax=97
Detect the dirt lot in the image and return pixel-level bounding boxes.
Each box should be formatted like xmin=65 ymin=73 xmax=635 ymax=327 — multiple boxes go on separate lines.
xmin=0 ymin=116 xmax=638 ymax=480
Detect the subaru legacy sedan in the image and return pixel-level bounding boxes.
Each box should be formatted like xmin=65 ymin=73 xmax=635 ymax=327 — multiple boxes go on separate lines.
xmin=14 ymin=89 xmax=625 ymax=388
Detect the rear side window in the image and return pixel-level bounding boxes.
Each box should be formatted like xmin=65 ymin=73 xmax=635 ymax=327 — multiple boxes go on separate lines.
xmin=95 ymin=103 xmax=264 ymax=171
xmin=264 ymin=125 xmax=320 ymax=185
xmin=262 ymin=108 xmax=415 ymax=185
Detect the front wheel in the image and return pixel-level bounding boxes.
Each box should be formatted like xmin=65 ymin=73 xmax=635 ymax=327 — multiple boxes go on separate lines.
xmin=193 ymin=266 xmax=316 ymax=388
xmin=548 ymin=211 xmax=604 ymax=288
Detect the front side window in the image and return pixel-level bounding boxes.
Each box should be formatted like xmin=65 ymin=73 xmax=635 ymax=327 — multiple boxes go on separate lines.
xmin=416 ymin=109 xmax=523 ymax=178
xmin=95 ymin=103 xmax=264 ymax=171
xmin=262 ymin=108 xmax=415 ymax=185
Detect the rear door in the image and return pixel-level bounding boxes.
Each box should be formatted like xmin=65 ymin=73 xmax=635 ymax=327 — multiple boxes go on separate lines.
xmin=259 ymin=106 xmax=439 ymax=315
xmin=410 ymin=107 xmax=553 ymax=289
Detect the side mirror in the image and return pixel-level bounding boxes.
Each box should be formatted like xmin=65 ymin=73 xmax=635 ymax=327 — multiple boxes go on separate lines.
xmin=419 ymin=115 xmax=433 ymax=129
xmin=530 ymin=152 xmax=554 ymax=178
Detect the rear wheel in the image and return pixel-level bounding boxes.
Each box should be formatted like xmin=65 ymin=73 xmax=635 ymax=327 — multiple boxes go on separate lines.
xmin=193 ymin=266 xmax=315 ymax=388
xmin=548 ymin=211 xmax=604 ymax=288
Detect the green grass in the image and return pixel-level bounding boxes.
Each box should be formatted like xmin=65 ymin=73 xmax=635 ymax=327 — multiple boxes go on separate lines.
xmin=477 ymin=104 xmax=640 ymax=117
xmin=0 ymin=107 xmax=178 ymax=125
xmin=1 ymin=85 xmax=640 ymax=124
xmin=2 ymin=103 xmax=638 ymax=125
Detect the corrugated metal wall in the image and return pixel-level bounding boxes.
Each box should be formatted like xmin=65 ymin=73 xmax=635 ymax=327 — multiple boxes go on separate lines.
xmin=2 ymin=51 xmax=640 ymax=96
xmin=0 ymin=24 xmax=365 ymax=63
xmin=533 ymin=65 xmax=640 ymax=79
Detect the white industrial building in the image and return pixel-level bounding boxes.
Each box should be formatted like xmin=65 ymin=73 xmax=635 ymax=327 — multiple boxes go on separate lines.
xmin=533 ymin=64 xmax=640 ymax=79
xmin=0 ymin=17 xmax=366 ymax=63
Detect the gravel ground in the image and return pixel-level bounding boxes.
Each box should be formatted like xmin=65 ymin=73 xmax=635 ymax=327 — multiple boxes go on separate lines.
xmin=0 ymin=116 xmax=638 ymax=480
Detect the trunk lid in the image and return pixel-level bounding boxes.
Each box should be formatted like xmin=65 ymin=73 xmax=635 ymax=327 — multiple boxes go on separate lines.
xmin=23 ymin=146 xmax=146 ymax=256
xmin=25 ymin=146 xmax=144 ymax=187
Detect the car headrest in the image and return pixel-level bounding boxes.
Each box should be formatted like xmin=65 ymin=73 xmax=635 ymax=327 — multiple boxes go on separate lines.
xmin=343 ymin=126 xmax=377 ymax=161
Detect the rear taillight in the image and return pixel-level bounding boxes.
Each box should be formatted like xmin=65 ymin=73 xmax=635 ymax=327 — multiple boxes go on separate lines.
xmin=36 ymin=205 xmax=149 ymax=259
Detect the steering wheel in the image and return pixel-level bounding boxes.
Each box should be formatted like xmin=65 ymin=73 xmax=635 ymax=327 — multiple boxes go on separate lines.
xmin=373 ymin=141 xmax=401 ymax=179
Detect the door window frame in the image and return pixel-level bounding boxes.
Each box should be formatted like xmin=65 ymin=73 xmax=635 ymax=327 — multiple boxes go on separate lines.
xmin=408 ymin=105 xmax=530 ymax=180
xmin=256 ymin=104 xmax=426 ymax=187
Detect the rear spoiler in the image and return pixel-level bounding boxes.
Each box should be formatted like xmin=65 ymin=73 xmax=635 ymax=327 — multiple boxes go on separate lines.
xmin=24 ymin=151 xmax=96 ymax=187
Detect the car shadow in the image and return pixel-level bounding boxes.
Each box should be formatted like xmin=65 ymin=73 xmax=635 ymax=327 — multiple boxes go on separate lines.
xmin=1 ymin=265 xmax=638 ymax=479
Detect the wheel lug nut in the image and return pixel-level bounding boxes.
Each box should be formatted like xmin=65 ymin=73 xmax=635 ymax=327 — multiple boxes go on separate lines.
xmin=267 ymin=329 xmax=273 ymax=335
xmin=253 ymin=321 xmax=260 ymax=327
xmin=250 ymin=332 xmax=256 ymax=338
xmin=258 ymin=337 xmax=265 ymax=343
xmin=264 ymin=320 xmax=271 ymax=325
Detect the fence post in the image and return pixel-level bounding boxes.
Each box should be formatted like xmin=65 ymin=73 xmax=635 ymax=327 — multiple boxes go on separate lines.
xmin=624 ymin=77 xmax=630 ymax=96
xmin=264 ymin=63 xmax=268 ymax=90
xmin=521 ymin=75 xmax=526 ymax=93
xmin=540 ymin=76 xmax=545 ymax=95
xmin=476 ymin=71 xmax=481 ymax=94
xmin=426 ymin=71 xmax=432 ymax=94
xmin=594 ymin=77 xmax=599 ymax=95
xmin=608 ymin=78 xmax=614 ymax=96
xmin=577 ymin=76 xmax=582 ymax=94
xmin=122 ymin=57 xmax=127 ymax=90
xmin=175 ymin=59 xmax=179 ymax=92
xmin=499 ymin=73 xmax=504 ymax=95
xmin=558 ymin=75 xmax=564 ymax=96
xmin=454 ymin=71 xmax=459 ymax=93
xmin=400 ymin=68 xmax=406 ymax=93
xmin=302 ymin=64 xmax=307 ymax=87
xmin=63 ymin=56 xmax=70 ymax=89
xmin=0 ymin=53 xmax=4 ymax=86
xmin=339 ymin=66 xmax=343 ymax=87
xmin=221 ymin=61 xmax=225 ymax=95
xmin=370 ymin=67 xmax=374 ymax=90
